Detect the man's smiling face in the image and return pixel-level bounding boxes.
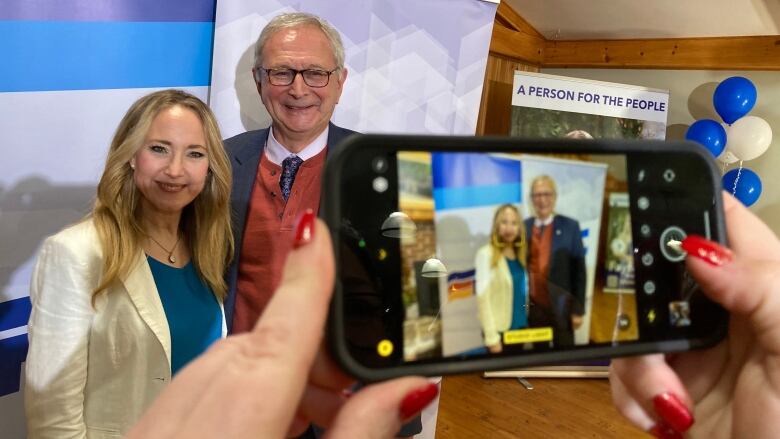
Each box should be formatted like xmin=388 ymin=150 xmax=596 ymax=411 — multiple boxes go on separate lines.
xmin=256 ymin=25 xmax=347 ymax=150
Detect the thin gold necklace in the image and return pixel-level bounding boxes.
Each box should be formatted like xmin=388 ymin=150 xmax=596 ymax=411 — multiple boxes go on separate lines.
xmin=146 ymin=233 xmax=182 ymax=264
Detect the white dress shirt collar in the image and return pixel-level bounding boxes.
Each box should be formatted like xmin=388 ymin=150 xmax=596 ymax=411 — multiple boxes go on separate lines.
xmin=265 ymin=126 xmax=329 ymax=165
xmin=534 ymin=214 xmax=555 ymax=228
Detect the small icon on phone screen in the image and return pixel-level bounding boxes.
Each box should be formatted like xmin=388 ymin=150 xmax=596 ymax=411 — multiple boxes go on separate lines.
xmin=377 ymin=339 xmax=394 ymax=357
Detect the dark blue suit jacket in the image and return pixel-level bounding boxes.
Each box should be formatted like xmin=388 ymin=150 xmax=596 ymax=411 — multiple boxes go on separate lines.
xmin=223 ymin=123 xmax=356 ymax=332
xmin=524 ymin=214 xmax=587 ymax=319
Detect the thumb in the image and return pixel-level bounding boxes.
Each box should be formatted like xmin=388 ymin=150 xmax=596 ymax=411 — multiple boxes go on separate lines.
xmin=683 ymin=235 xmax=780 ymax=352
xmin=322 ymin=378 xmax=437 ymax=439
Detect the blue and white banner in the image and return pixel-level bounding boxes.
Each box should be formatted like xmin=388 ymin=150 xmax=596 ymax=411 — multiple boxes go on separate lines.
xmin=0 ymin=1 xmax=216 ymax=436
xmin=513 ymin=71 xmax=670 ymax=125
xmin=209 ymin=2 xmax=497 ymax=436
xmin=210 ymin=0 xmax=498 ymax=137
xmin=2 ymin=0 xmax=497 ymax=436
xmin=431 ymin=153 xmax=523 ymax=356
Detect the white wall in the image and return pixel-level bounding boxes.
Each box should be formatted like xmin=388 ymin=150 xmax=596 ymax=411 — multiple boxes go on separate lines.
xmin=544 ymin=69 xmax=780 ymax=235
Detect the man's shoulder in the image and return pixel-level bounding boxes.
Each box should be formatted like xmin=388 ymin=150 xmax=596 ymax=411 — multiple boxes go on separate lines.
xmin=223 ymin=129 xmax=270 ymax=154
xmin=555 ymin=214 xmax=579 ymax=227
xmin=328 ymin=123 xmax=359 ymax=146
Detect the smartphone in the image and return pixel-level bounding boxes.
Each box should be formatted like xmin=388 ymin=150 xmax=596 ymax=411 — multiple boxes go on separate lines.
xmin=322 ymin=134 xmax=728 ymax=381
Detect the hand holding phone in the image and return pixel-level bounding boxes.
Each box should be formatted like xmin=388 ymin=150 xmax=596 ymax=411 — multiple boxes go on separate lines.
xmin=611 ymin=194 xmax=780 ymax=438
xmin=323 ymin=135 xmax=728 ymax=381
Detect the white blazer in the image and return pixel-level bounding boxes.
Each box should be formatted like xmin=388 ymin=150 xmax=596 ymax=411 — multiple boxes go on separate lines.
xmin=25 ymin=220 xmax=227 ymax=439
xmin=474 ymin=245 xmax=527 ymax=347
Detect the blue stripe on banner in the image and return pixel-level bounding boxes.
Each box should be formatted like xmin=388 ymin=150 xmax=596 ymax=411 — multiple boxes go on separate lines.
xmin=0 ymin=21 xmax=214 ymax=92
xmin=447 ymin=269 xmax=475 ymax=281
xmin=432 ymin=153 xmax=521 ymax=189
xmin=0 ymin=297 xmax=31 ymax=332
xmin=0 ymin=334 xmax=29 ymax=397
xmin=0 ymin=0 xmax=216 ymax=22
xmin=434 ymin=183 xmax=521 ymax=210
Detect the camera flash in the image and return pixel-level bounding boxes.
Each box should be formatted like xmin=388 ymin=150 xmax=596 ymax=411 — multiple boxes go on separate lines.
xmin=373 ymin=176 xmax=388 ymax=193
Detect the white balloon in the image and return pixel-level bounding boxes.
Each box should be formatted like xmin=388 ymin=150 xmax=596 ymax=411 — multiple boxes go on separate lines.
xmin=717 ymin=150 xmax=740 ymax=165
xmin=725 ymin=116 xmax=773 ymax=161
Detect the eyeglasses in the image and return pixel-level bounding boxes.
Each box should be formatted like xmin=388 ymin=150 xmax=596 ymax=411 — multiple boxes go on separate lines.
xmin=531 ymin=191 xmax=555 ymax=199
xmin=258 ymin=67 xmax=339 ymax=88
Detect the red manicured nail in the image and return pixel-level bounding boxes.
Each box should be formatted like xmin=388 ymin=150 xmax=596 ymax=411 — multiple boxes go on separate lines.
xmin=293 ymin=209 xmax=316 ymax=248
xmin=681 ymin=235 xmax=733 ymax=267
xmin=399 ymin=383 xmax=439 ymax=420
xmin=649 ymin=422 xmax=683 ymax=439
xmin=653 ymin=393 xmax=694 ymax=433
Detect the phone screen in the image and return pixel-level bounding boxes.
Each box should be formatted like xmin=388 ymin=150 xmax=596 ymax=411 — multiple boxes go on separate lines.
xmin=330 ymin=139 xmax=726 ymax=373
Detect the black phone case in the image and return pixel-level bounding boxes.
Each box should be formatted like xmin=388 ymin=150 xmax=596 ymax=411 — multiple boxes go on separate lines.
xmin=323 ymin=134 xmax=728 ymax=381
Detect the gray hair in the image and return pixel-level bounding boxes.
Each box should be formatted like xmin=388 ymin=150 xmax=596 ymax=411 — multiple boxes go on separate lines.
xmin=253 ymin=12 xmax=345 ymax=73
xmin=530 ymin=175 xmax=558 ymax=195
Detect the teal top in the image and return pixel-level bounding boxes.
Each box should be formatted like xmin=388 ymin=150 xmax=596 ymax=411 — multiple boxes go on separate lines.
xmin=506 ymin=258 xmax=528 ymax=329
xmin=147 ymin=257 xmax=222 ymax=375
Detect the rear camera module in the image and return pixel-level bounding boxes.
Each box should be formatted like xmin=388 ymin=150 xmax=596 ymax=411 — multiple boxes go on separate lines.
xmin=373 ymin=176 xmax=388 ymax=193
xmin=372 ymin=156 xmax=389 ymax=174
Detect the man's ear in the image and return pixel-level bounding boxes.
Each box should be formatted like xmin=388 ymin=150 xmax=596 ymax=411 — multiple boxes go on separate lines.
xmin=253 ymin=68 xmax=263 ymax=95
xmin=335 ymin=67 xmax=348 ymax=104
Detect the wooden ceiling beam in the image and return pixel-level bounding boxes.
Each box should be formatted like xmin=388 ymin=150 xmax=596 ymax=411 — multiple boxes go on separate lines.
xmin=495 ymin=0 xmax=544 ymax=39
xmin=543 ymin=35 xmax=780 ymax=70
xmin=492 ymin=2 xmax=780 ymax=70
xmin=489 ymin=23 xmax=544 ymax=65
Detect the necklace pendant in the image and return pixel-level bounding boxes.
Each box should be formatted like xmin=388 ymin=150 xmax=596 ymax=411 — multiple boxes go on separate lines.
xmin=168 ymin=254 xmax=177 ymax=264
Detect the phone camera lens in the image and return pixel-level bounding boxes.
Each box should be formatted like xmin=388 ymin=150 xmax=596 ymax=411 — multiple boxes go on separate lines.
xmin=373 ymin=176 xmax=388 ymax=193
xmin=372 ymin=157 xmax=388 ymax=174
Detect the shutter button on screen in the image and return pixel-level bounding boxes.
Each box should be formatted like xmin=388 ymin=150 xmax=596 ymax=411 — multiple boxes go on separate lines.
xmin=660 ymin=226 xmax=687 ymax=262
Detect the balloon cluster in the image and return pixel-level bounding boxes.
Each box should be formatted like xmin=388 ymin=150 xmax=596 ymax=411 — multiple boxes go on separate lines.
xmin=685 ymin=76 xmax=773 ymax=207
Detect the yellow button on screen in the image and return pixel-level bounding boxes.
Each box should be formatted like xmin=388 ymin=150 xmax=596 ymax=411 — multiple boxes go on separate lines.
xmin=377 ymin=339 xmax=394 ymax=357
xmin=503 ymin=327 xmax=553 ymax=345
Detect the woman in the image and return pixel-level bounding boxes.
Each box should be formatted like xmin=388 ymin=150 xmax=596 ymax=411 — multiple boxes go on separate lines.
xmin=475 ymin=204 xmax=529 ymax=353
xmin=127 ymin=215 xmax=440 ymax=439
xmin=25 ymin=89 xmax=233 ymax=438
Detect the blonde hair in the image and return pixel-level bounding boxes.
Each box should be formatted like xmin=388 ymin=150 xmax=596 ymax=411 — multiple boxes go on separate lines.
xmin=489 ymin=204 xmax=527 ymax=268
xmin=91 ymin=89 xmax=234 ymax=301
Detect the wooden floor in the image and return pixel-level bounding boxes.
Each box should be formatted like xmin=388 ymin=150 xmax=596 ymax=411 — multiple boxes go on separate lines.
xmin=435 ymin=373 xmax=651 ymax=438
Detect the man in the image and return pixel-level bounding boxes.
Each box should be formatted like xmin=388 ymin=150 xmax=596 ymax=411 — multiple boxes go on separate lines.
xmin=224 ymin=13 xmax=353 ymax=334
xmin=222 ymin=13 xmax=421 ymax=437
xmin=524 ymin=175 xmax=586 ymax=347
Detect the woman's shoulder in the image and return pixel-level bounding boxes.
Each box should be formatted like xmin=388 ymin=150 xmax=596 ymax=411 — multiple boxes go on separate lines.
xmin=475 ymin=244 xmax=493 ymax=259
xmin=43 ymin=218 xmax=102 ymax=260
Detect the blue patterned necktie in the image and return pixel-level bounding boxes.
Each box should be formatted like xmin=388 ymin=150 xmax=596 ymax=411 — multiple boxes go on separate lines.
xmin=279 ymin=155 xmax=303 ymax=201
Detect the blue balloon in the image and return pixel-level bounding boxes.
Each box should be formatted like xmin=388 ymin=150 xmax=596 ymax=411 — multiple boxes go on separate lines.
xmin=722 ymin=168 xmax=762 ymax=207
xmin=685 ymin=119 xmax=727 ymax=156
xmin=713 ymin=76 xmax=757 ymax=124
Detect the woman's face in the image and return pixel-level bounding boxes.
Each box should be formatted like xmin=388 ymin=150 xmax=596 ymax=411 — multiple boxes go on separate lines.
xmin=130 ymin=105 xmax=210 ymax=217
xmin=496 ymin=207 xmax=521 ymax=244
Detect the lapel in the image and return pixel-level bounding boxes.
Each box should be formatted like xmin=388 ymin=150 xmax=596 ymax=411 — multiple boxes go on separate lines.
xmin=121 ymin=252 xmax=172 ymax=368
xmin=551 ymin=216 xmax=565 ymax=254
xmin=231 ymin=128 xmax=269 ymax=233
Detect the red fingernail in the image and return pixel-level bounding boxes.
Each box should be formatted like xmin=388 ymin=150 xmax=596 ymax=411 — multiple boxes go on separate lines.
xmin=653 ymin=393 xmax=694 ymax=433
xmin=649 ymin=422 xmax=683 ymax=439
xmin=293 ymin=209 xmax=316 ymax=248
xmin=681 ymin=235 xmax=733 ymax=267
xmin=399 ymin=383 xmax=438 ymax=420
